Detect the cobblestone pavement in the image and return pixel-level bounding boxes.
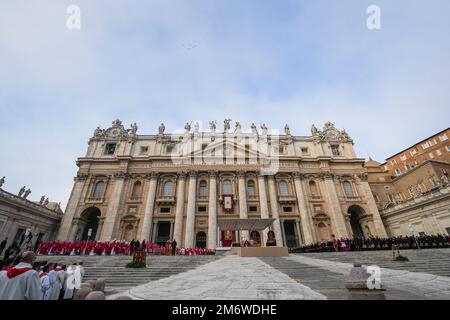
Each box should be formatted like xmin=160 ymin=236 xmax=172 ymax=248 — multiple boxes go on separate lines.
xmin=109 ymin=256 xmax=326 ymax=300
xmin=108 ymin=249 xmax=450 ymax=300
xmin=285 ymin=254 xmax=450 ymax=300
xmin=299 ymin=249 xmax=450 ymax=277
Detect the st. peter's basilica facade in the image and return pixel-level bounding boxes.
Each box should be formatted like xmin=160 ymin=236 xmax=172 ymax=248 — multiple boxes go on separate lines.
xmin=57 ymin=119 xmax=387 ymax=248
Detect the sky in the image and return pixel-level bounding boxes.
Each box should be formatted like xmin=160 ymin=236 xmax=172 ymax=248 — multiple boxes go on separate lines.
xmin=0 ymin=0 xmax=449 ymax=210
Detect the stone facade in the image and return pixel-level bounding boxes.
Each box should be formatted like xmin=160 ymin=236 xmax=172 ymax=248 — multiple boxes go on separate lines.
xmin=366 ymin=127 xmax=450 ymax=236
xmin=57 ymin=120 xmax=387 ymax=248
xmin=0 ymin=185 xmax=63 ymax=248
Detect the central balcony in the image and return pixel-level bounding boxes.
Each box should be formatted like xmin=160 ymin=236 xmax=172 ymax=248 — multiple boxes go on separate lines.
xmin=278 ymin=195 xmax=297 ymax=204
xmin=156 ymin=195 xmax=176 ymax=204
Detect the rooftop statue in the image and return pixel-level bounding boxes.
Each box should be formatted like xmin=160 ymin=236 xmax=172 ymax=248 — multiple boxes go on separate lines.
xmin=209 ymin=120 xmax=217 ymax=132
xmin=18 ymin=186 xmax=26 ymax=197
xmin=184 ymin=122 xmax=191 ymax=134
xmin=224 ymin=119 xmax=232 ymax=132
xmin=159 ymin=123 xmax=165 ymax=135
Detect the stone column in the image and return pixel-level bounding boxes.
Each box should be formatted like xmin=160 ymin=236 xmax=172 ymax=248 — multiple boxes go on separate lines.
xmin=207 ymin=171 xmax=218 ymax=249
xmin=139 ymin=172 xmax=158 ymax=241
xmin=322 ymin=174 xmax=349 ymax=238
xmin=293 ymin=172 xmax=315 ymax=245
xmin=237 ymin=171 xmax=249 ymax=242
xmin=267 ymin=175 xmax=284 ymax=246
xmin=184 ymin=171 xmax=197 ymax=248
xmin=358 ymin=177 xmax=388 ymax=238
xmin=100 ymin=173 xmax=127 ymax=241
xmin=57 ymin=175 xmax=88 ymax=240
xmin=173 ymin=172 xmax=186 ymax=245
xmin=151 ymin=222 xmax=158 ymax=243
xmin=257 ymin=174 xmax=270 ymax=246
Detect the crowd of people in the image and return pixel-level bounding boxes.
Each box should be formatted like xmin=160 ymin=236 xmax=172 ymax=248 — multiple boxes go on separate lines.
xmin=35 ymin=239 xmax=216 ymax=256
xmin=290 ymin=233 xmax=450 ymax=253
xmin=0 ymin=251 xmax=85 ymax=300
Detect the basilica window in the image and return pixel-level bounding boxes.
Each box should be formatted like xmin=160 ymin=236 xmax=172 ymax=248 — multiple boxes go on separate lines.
xmin=278 ymin=180 xmax=289 ymax=196
xmin=247 ymin=180 xmax=256 ymax=197
xmin=91 ymin=181 xmax=105 ymax=199
xmin=162 ymin=181 xmax=174 ymax=196
xmin=199 ymin=180 xmax=208 ymax=198
xmin=104 ymin=143 xmax=116 ymax=155
xmin=131 ymin=181 xmax=142 ymax=199
xmin=342 ymin=181 xmax=355 ymax=197
xmin=331 ymin=144 xmax=340 ymax=156
xmin=222 ymin=179 xmax=233 ymax=194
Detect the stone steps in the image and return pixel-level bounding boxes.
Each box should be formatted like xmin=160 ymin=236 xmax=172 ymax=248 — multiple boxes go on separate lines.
xmin=37 ymin=254 xmax=222 ymax=295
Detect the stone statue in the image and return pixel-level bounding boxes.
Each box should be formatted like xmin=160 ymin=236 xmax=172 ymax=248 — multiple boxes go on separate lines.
xmin=251 ymin=123 xmax=257 ymax=135
xmin=43 ymin=198 xmax=49 ymax=206
xmin=260 ymin=124 xmax=268 ymax=135
xmin=235 ymin=122 xmax=242 ymax=134
xmin=311 ymin=124 xmax=319 ymax=136
xmin=93 ymin=127 xmax=104 ymax=137
xmin=324 ymin=121 xmax=334 ymax=130
xmin=130 ymin=123 xmax=138 ymax=135
xmin=23 ymin=188 xmax=31 ymax=199
xmin=209 ymin=120 xmax=217 ymax=132
xmin=184 ymin=122 xmax=191 ymax=134
xmin=158 ymin=123 xmax=165 ymax=135
xmin=18 ymin=186 xmax=26 ymax=197
xmin=223 ymin=119 xmax=231 ymax=132
xmin=194 ymin=121 xmax=200 ymax=134
xmin=39 ymin=196 xmax=45 ymax=205
xmin=0 ymin=176 xmax=5 ymax=188
xmin=284 ymin=124 xmax=291 ymax=136
xmin=341 ymin=129 xmax=350 ymax=140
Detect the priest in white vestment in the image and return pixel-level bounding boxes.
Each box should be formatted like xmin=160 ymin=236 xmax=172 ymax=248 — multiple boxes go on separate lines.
xmin=0 ymin=251 xmax=42 ymax=300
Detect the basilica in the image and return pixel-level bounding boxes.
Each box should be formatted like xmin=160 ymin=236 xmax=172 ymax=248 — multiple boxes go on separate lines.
xmin=57 ymin=120 xmax=387 ymax=249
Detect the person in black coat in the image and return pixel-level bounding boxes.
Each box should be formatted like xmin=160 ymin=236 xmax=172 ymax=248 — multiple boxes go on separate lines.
xmin=171 ymin=239 xmax=177 ymax=256
xmin=0 ymin=238 xmax=7 ymax=255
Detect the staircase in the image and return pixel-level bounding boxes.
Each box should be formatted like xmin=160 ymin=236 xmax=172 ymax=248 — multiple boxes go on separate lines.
xmin=37 ymin=255 xmax=221 ymax=295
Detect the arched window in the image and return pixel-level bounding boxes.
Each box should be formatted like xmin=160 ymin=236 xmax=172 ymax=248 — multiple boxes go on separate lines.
xmin=343 ymin=181 xmax=354 ymax=197
xmin=222 ymin=179 xmax=232 ymax=194
xmin=92 ymin=181 xmax=105 ymax=199
xmin=199 ymin=180 xmax=208 ymax=197
xmin=131 ymin=181 xmax=142 ymax=198
xmin=309 ymin=180 xmax=318 ymax=196
xmin=278 ymin=180 xmax=289 ymax=196
xmin=163 ymin=181 xmax=174 ymax=196
xmin=247 ymin=180 xmax=256 ymax=196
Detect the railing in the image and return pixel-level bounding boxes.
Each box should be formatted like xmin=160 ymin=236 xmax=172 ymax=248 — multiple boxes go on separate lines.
xmin=129 ymin=196 xmax=142 ymax=202
xmin=278 ymin=195 xmax=297 ymax=203
xmin=87 ymin=197 xmax=104 ymax=203
xmin=247 ymin=194 xmax=258 ymax=201
xmin=0 ymin=188 xmax=62 ymax=219
xmin=156 ymin=195 xmax=176 ymax=203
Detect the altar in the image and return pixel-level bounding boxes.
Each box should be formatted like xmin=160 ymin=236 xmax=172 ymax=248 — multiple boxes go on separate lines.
xmin=217 ymin=218 xmax=289 ymax=257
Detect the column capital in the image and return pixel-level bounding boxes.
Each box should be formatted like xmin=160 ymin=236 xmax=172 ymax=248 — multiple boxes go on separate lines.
xmin=75 ymin=172 xmax=90 ymax=181
xmin=113 ymin=171 xmax=130 ymax=180
xmin=145 ymin=172 xmax=159 ymax=180
xmin=208 ymin=170 xmax=218 ymax=178
xmin=189 ymin=170 xmax=198 ymax=178
xmin=177 ymin=171 xmax=188 ymax=179
xmin=237 ymin=170 xmax=246 ymax=179
xmin=292 ymin=172 xmax=305 ymax=180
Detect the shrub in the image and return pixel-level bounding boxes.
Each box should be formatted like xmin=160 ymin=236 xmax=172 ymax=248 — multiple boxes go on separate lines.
xmin=395 ymin=255 xmax=409 ymax=262
xmin=126 ymin=261 xmax=146 ymax=268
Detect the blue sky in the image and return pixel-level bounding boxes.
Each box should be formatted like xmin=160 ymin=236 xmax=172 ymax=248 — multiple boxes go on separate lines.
xmin=1 ymin=0 xmax=449 ymax=209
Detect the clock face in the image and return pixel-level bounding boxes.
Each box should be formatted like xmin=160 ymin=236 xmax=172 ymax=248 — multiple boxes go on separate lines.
xmin=111 ymin=129 xmax=120 ymax=137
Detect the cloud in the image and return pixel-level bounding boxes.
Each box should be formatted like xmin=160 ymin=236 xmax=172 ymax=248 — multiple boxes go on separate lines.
xmin=0 ymin=0 xmax=449 ymax=209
